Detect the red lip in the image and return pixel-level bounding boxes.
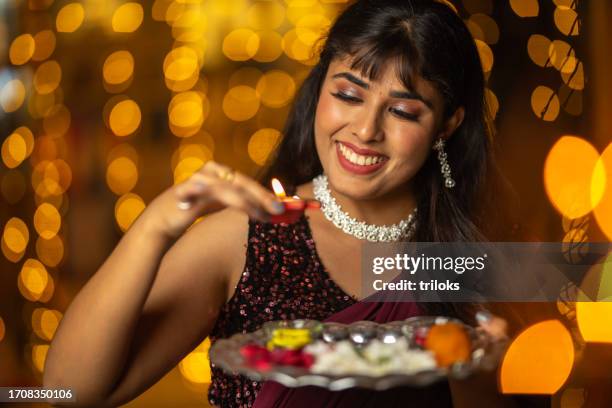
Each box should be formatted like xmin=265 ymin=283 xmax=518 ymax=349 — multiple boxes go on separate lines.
xmin=338 ymin=141 xmax=387 ymax=157
xmin=335 ymin=142 xmax=388 ymax=175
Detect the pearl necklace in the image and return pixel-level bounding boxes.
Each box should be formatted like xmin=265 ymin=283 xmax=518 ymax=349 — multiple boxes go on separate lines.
xmin=312 ymin=174 xmax=417 ymax=242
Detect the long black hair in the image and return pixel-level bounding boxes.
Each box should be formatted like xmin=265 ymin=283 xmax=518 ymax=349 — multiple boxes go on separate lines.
xmin=261 ymin=0 xmax=516 ymax=318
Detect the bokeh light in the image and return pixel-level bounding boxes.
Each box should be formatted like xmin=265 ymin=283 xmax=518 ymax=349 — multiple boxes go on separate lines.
xmin=34 ymin=202 xmax=62 ymax=239
xmin=34 ymin=60 xmax=62 ymax=95
xmin=253 ymin=31 xmax=283 ymax=63
xmin=103 ymin=51 xmax=134 ymax=86
xmin=527 ymin=34 xmax=551 ymax=67
xmin=178 ymin=338 xmax=212 ymax=384
xmin=247 ymin=128 xmax=281 ymax=166
xmin=56 ymin=3 xmax=85 ymax=33
xmin=2 ymin=217 xmax=29 ymax=254
xmin=32 ymin=159 xmax=72 ymax=197
xmin=164 ymin=46 xmax=200 ymax=82
xmin=466 ymin=13 xmax=499 ymax=45
xmin=109 ymin=98 xmax=142 ymax=137
xmin=222 ymin=86 xmax=260 ymax=121
xmin=2 ymin=131 xmax=28 ymax=168
xmin=112 ymin=2 xmax=144 ymax=33
xmin=32 ymin=30 xmax=56 ymax=61
xmin=168 ymin=91 xmax=209 ymax=134
xmin=9 ymin=34 xmax=35 ymax=65
xmin=18 ymin=258 xmax=53 ymax=302
xmin=500 ymin=320 xmax=574 ymax=394
xmin=247 ymin=1 xmax=285 ymax=30
xmin=554 ymin=5 xmax=579 ymax=36
xmin=594 ymin=143 xmax=612 ymax=240
xmin=31 ymin=344 xmax=49 ymax=373
xmin=32 ymin=308 xmax=62 ymax=341
xmin=115 ymin=193 xmax=146 ymax=232
xmin=543 ymin=136 xmax=605 ymax=219
xmin=1 ymin=79 xmax=26 ymax=113
xmin=36 ymin=235 xmax=65 ymax=268
xmin=43 ymin=104 xmax=71 ymax=136
xmin=256 ymin=70 xmax=295 ymax=108
xmin=106 ymin=156 xmax=139 ymax=195
xmin=530 ymin=86 xmax=560 ymax=122
xmin=222 ymin=28 xmax=260 ymax=61
xmin=509 ymin=0 xmax=539 ymax=18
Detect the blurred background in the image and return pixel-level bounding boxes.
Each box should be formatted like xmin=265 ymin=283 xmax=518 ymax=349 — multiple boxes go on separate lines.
xmin=0 ymin=0 xmax=611 ymax=407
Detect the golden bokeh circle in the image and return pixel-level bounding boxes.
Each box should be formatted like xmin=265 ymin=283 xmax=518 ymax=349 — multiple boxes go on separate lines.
xmin=34 ymin=60 xmax=62 ymax=95
xmin=9 ymin=34 xmax=35 ymax=65
xmin=36 ymin=235 xmax=64 ymax=268
xmin=112 ymin=2 xmax=144 ymax=33
xmin=103 ymin=51 xmax=134 ymax=85
xmin=530 ymin=86 xmax=560 ymax=122
xmin=107 ymin=156 xmax=139 ymax=195
xmin=34 ymin=203 xmax=62 ymax=239
xmin=115 ymin=193 xmax=146 ymax=232
xmin=109 ymin=99 xmax=142 ymax=137
xmin=247 ymin=1 xmax=285 ymax=30
xmin=256 ymin=70 xmax=296 ymax=108
xmin=32 ymin=30 xmax=56 ymax=61
xmin=222 ymin=28 xmax=260 ymax=61
xmin=248 ymin=128 xmax=281 ymax=166
xmin=222 ymin=86 xmax=260 ymax=121
xmin=56 ymin=3 xmax=85 ymax=33
xmin=3 ymin=217 xmax=29 ymax=254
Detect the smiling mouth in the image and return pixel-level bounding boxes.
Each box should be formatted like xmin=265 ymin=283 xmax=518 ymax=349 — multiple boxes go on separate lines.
xmin=337 ymin=142 xmax=387 ymax=166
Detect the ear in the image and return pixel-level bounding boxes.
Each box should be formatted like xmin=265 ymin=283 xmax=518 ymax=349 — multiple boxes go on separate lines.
xmin=438 ymin=106 xmax=465 ymax=140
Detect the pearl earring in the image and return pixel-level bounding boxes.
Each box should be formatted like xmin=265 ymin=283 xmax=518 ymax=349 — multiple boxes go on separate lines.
xmin=433 ymin=138 xmax=455 ymax=188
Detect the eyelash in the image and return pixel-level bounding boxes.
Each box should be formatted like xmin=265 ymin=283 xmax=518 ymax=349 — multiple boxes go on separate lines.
xmin=330 ymin=91 xmax=419 ymax=122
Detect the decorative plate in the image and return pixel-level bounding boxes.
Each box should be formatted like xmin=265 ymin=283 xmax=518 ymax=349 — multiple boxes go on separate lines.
xmin=209 ymin=316 xmax=507 ymax=391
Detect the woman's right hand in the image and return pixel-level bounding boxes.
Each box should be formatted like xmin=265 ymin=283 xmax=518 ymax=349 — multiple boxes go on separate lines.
xmin=140 ymin=160 xmax=285 ymax=240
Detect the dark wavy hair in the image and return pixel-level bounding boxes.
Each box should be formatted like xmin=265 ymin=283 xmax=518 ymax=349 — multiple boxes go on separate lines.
xmin=261 ymin=0 xmax=515 ymax=317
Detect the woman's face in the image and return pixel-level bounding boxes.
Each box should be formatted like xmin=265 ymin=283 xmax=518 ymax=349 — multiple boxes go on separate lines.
xmin=314 ymin=56 xmax=462 ymax=201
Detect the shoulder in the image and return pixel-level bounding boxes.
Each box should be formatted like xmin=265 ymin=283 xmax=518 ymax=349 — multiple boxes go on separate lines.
xmin=160 ymin=208 xmax=250 ymax=290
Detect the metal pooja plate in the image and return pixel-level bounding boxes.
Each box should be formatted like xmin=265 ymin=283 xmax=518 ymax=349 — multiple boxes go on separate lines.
xmin=209 ymin=316 xmax=507 ymax=391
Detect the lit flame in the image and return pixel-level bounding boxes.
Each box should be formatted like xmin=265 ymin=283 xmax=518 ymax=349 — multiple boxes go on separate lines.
xmin=271 ymin=178 xmax=286 ymax=198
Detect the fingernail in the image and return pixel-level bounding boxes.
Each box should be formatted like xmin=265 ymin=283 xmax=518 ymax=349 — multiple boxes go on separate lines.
xmin=271 ymin=201 xmax=285 ymax=214
xmin=258 ymin=212 xmax=271 ymax=223
xmin=476 ymin=310 xmax=492 ymax=324
xmin=193 ymin=181 xmax=207 ymax=193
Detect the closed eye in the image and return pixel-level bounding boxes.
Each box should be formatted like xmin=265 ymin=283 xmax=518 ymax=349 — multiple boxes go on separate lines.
xmin=389 ymin=107 xmax=419 ymax=121
xmin=330 ymin=91 xmax=362 ymax=103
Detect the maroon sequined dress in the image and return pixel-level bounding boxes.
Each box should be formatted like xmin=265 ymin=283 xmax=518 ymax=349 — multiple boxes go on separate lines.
xmin=207 ymin=216 xmax=358 ymax=407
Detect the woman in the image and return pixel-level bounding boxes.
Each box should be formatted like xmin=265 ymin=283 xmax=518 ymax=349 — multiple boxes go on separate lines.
xmin=44 ymin=0 xmax=513 ymax=407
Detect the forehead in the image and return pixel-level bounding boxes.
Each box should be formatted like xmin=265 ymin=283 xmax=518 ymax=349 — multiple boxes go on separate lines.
xmin=327 ymin=56 xmax=442 ymax=105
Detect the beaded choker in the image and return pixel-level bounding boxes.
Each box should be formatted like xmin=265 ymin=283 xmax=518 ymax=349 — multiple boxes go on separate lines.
xmin=312 ymin=174 xmax=417 ymax=242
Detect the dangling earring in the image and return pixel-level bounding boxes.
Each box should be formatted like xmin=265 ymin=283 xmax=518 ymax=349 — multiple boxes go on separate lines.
xmin=433 ymin=138 xmax=455 ymax=188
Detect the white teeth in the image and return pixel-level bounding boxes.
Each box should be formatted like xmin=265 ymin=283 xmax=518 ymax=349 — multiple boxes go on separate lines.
xmin=338 ymin=143 xmax=385 ymax=166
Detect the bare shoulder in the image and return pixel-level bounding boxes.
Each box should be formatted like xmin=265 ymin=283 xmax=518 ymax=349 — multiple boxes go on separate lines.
xmin=157 ymin=208 xmax=250 ymax=305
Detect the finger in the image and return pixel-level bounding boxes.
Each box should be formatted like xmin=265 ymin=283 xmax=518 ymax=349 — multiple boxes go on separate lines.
xmin=476 ymin=311 xmax=508 ymax=341
xmin=202 ymin=162 xmax=283 ymax=215
xmin=210 ymin=183 xmax=271 ymax=222
xmin=187 ymin=172 xmax=271 ymax=221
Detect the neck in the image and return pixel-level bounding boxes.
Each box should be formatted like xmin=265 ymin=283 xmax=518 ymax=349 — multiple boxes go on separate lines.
xmin=315 ymin=176 xmax=418 ymax=226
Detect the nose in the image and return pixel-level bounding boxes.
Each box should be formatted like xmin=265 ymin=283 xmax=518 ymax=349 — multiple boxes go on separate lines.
xmin=349 ymin=105 xmax=383 ymax=143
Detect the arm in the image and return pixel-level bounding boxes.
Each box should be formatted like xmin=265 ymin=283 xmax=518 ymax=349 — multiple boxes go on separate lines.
xmin=43 ymin=162 xmax=282 ymax=407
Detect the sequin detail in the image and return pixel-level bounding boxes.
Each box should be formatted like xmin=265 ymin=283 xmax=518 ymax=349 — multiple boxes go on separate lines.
xmin=207 ymin=216 xmax=357 ymax=407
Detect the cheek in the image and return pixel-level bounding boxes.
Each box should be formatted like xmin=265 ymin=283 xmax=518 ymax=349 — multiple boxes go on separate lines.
xmin=314 ymin=91 xmax=346 ymax=139
xmin=387 ymin=124 xmax=435 ymax=168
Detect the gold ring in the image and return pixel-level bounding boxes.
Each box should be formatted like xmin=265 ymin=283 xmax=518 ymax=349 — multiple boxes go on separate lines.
xmin=218 ymin=168 xmax=236 ymax=183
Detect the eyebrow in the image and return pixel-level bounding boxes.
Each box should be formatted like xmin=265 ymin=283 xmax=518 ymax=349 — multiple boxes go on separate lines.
xmin=331 ymin=71 xmax=434 ymax=110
